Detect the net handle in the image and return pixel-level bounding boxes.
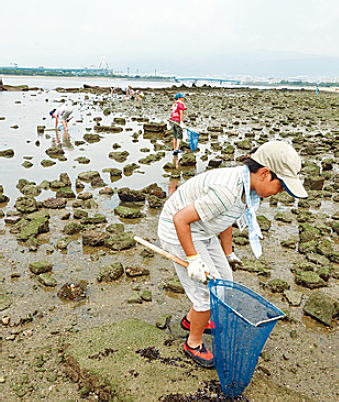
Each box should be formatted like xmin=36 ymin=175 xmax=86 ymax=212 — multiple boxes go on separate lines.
xmin=134 ymin=236 xmax=189 ymax=268
xmin=255 ymin=315 xmax=286 ymax=327
xmin=134 ymin=236 xmax=214 ymax=280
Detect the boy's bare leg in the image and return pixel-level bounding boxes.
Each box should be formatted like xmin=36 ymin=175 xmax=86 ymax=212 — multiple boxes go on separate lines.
xmin=62 ymin=120 xmax=68 ymax=131
xmin=186 ymin=308 xmax=210 ymax=348
xmin=176 ymin=139 xmax=181 ymax=151
xmin=172 ymin=138 xmax=177 ymax=151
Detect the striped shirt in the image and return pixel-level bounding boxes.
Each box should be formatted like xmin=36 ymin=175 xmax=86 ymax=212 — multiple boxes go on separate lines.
xmin=158 ymin=166 xmax=246 ymax=244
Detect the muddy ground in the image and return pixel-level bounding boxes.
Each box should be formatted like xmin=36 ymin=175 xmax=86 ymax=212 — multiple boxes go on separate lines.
xmin=0 ymin=85 xmax=338 ymax=401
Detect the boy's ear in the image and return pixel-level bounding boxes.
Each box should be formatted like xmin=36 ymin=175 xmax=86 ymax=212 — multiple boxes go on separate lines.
xmin=257 ymin=167 xmax=270 ymax=180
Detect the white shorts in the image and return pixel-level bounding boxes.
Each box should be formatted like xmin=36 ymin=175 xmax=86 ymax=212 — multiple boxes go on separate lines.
xmin=160 ymin=236 xmax=233 ymax=312
xmin=61 ymin=109 xmax=72 ymax=121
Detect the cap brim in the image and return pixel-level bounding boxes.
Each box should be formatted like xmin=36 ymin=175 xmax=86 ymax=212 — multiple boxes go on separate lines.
xmin=278 ymin=175 xmax=308 ymax=198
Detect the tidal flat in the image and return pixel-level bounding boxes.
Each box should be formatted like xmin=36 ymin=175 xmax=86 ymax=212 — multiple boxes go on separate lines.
xmin=0 ymin=84 xmax=338 ymax=401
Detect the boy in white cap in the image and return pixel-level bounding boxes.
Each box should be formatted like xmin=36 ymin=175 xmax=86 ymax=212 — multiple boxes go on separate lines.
xmin=158 ymin=140 xmax=307 ymax=368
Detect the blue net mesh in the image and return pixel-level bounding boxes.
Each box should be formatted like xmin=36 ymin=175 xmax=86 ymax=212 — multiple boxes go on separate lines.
xmin=209 ymin=279 xmax=284 ymax=398
xmin=186 ymin=129 xmax=199 ymax=151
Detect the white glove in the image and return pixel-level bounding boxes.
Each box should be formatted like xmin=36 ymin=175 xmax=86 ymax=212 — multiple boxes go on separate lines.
xmin=226 ymin=252 xmax=243 ymax=269
xmin=179 ymin=122 xmax=185 ymax=129
xmin=187 ymin=254 xmax=220 ymax=283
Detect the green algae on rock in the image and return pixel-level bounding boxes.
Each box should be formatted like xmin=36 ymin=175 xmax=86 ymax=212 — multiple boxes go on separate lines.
xmin=303 ymin=291 xmax=338 ymax=326
xmin=62 ymin=318 xmax=217 ymax=401
xmin=29 ymin=262 xmax=53 ymax=275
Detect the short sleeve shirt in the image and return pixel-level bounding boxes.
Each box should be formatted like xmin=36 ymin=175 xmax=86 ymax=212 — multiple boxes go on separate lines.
xmin=158 ymin=166 xmax=246 ymax=244
xmin=170 ymin=101 xmax=186 ymax=122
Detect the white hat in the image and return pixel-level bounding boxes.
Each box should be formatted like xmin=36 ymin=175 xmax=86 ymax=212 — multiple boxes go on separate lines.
xmin=251 ymin=141 xmax=308 ymax=198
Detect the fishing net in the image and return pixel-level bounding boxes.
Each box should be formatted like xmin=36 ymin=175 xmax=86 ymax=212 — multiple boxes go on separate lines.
xmin=209 ymin=279 xmax=284 ymax=397
xmin=186 ymin=128 xmax=199 ymax=151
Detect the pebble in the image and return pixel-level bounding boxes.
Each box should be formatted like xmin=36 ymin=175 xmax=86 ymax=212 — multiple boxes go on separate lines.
xmin=0 ymin=376 xmax=5 ymax=383
xmin=2 ymin=316 xmax=10 ymax=325
xmin=23 ymin=329 xmax=33 ymax=337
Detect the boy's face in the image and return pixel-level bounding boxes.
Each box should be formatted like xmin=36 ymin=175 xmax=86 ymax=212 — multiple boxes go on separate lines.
xmin=252 ymin=168 xmax=284 ymax=198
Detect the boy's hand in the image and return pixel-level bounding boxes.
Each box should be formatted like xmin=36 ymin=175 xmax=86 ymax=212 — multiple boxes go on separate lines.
xmin=226 ymin=252 xmax=243 ymax=269
xmin=187 ymin=254 xmax=220 ymax=283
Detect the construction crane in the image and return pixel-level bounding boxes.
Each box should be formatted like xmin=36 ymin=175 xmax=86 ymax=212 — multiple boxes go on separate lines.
xmin=98 ymin=56 xmax=110 ymax=71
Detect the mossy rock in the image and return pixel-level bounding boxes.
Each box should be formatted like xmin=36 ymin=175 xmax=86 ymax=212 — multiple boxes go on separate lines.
xmin=239 ymin=258 xmax=271 ymax=276
xmin=316 ymin=239 xmax=334 ymax=257
xmin=257 ymin=215 xmax=271 ymax=231
xmin=80 ymin=215 xmax=107 ymax=225
xmin=29 ymin=262 xmax=53 ymax=275
xmin=102 ymin=168 xmax=122 ymax=177
xmin=298 ymin=240 xmax=318 ymax=254
xmin=295 ymin=271 xmax=327 ymax=289
xmin=21 ymin=184 xmax=41 ymax=197
xmin=15 ymin=196 xmax=38 ymax=214
xmin=235 ymin=139 xmax=253 ymax=150
xmin=123 ymin=163 xmax=140 ymax=175
xmin=56 ymin=187 xmax=76 ymax=198
xmin=264 ymin=279 xmax=290 ymax=293
xmin=298 ymin=223 xmax=321 ymax=242
xmin=303 ymin=291 xmax=338 ymax=326
xmin=118 ymin=188 xmax=146 ymax=202
xmin=45 ymin=146 xmax=65 ymax=157
xmin=108 ymin=151 xmax=129 ymax=163
xmin=0 ymin=149 xmax=14 ymax=157
xmin=274 ymin=212 xmax=293 ymax=223
xmin=106 ymin=223 xmax=125 ymax=234
xmin=37 ymin=273 xmax=57 ymax=287
xmin=78 ymin=171 xmax=100 ymax=181
xmin=63 ymin=222 xmax=83 ymax=235
xmin=75 ymin=157 xmax=90 ymax=164
xmin=41 ymin=159 xmax=56 ymax=167
xmin=180 ymin=153 xmax=196 ymax=166
xmin=97 ymin=263 xmax=124 ymax=282
xmin=22 ymin=160 xmax=33 ymax=168
xmin=94 ymin=125 xmax=123 ymax=133
xmin=103 ymin=232 xmax=135 ymax=251
xmin=17 ymin=217 xmax=49 ymax=241
xmin=114 ymin=206 xmax=144 ymax=219
xmin=73 ymin=209 xmax=89 ymax=219
xmin=163 ymin=277 xmax=185 ymax=294
xmin=0 ymin=193 xmax=9 ymax=203
xmin=83 ymin=134 xmax=101 ymax=143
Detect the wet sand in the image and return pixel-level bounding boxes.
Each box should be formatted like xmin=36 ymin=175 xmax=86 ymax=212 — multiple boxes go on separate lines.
xmin=0 ymin=85 xmax=338 ymax=401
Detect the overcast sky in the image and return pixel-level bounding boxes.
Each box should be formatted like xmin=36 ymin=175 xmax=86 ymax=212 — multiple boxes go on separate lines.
xmin=1 ymin=0 xmax=338 ymax=79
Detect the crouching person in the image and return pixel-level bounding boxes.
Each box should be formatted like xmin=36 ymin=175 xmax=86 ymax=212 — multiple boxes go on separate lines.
xmin=157 ymin=141 xmax=307 ymax=368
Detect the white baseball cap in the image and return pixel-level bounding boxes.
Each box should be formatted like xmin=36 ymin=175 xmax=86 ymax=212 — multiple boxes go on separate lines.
xmin=251 ymin=141 xmax=308 ymax=198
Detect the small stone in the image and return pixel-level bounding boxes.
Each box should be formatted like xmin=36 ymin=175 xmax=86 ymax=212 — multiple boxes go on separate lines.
xmin=125 ymin=266 xmax=150 ymax=277
xmin=0 ymin=294 xmax=12 ymax=311
xmin=140 ymin=290 xmax=152 ymax=302
xmin=2 ymin=315 xmax=10 ymax=325
xmin=37 ymin=273 xmax=57 ymax=287
xmin=163 ymin=278 xmax=185 ymax=294
xmin=156 ymin=314 xmax=172 ymax=329
xmin=265 ymin=279 xmax=289 ymax=293
xmin=127 ymin=292 xmax=143 ymax=304
xmin=284 ymin=290 xmax=303 ymax=306
xmin=260 ymin=351 xmax=271 ymax=362
xmin=29 ymin=261 xmax=53 ymax=275
xmin=290 ymin=329 xmax=298 ymax=339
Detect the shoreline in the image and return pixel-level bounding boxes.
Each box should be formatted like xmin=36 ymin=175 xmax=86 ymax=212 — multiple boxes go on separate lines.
xmin=1 ymin=74 xmax=338 ymax=93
